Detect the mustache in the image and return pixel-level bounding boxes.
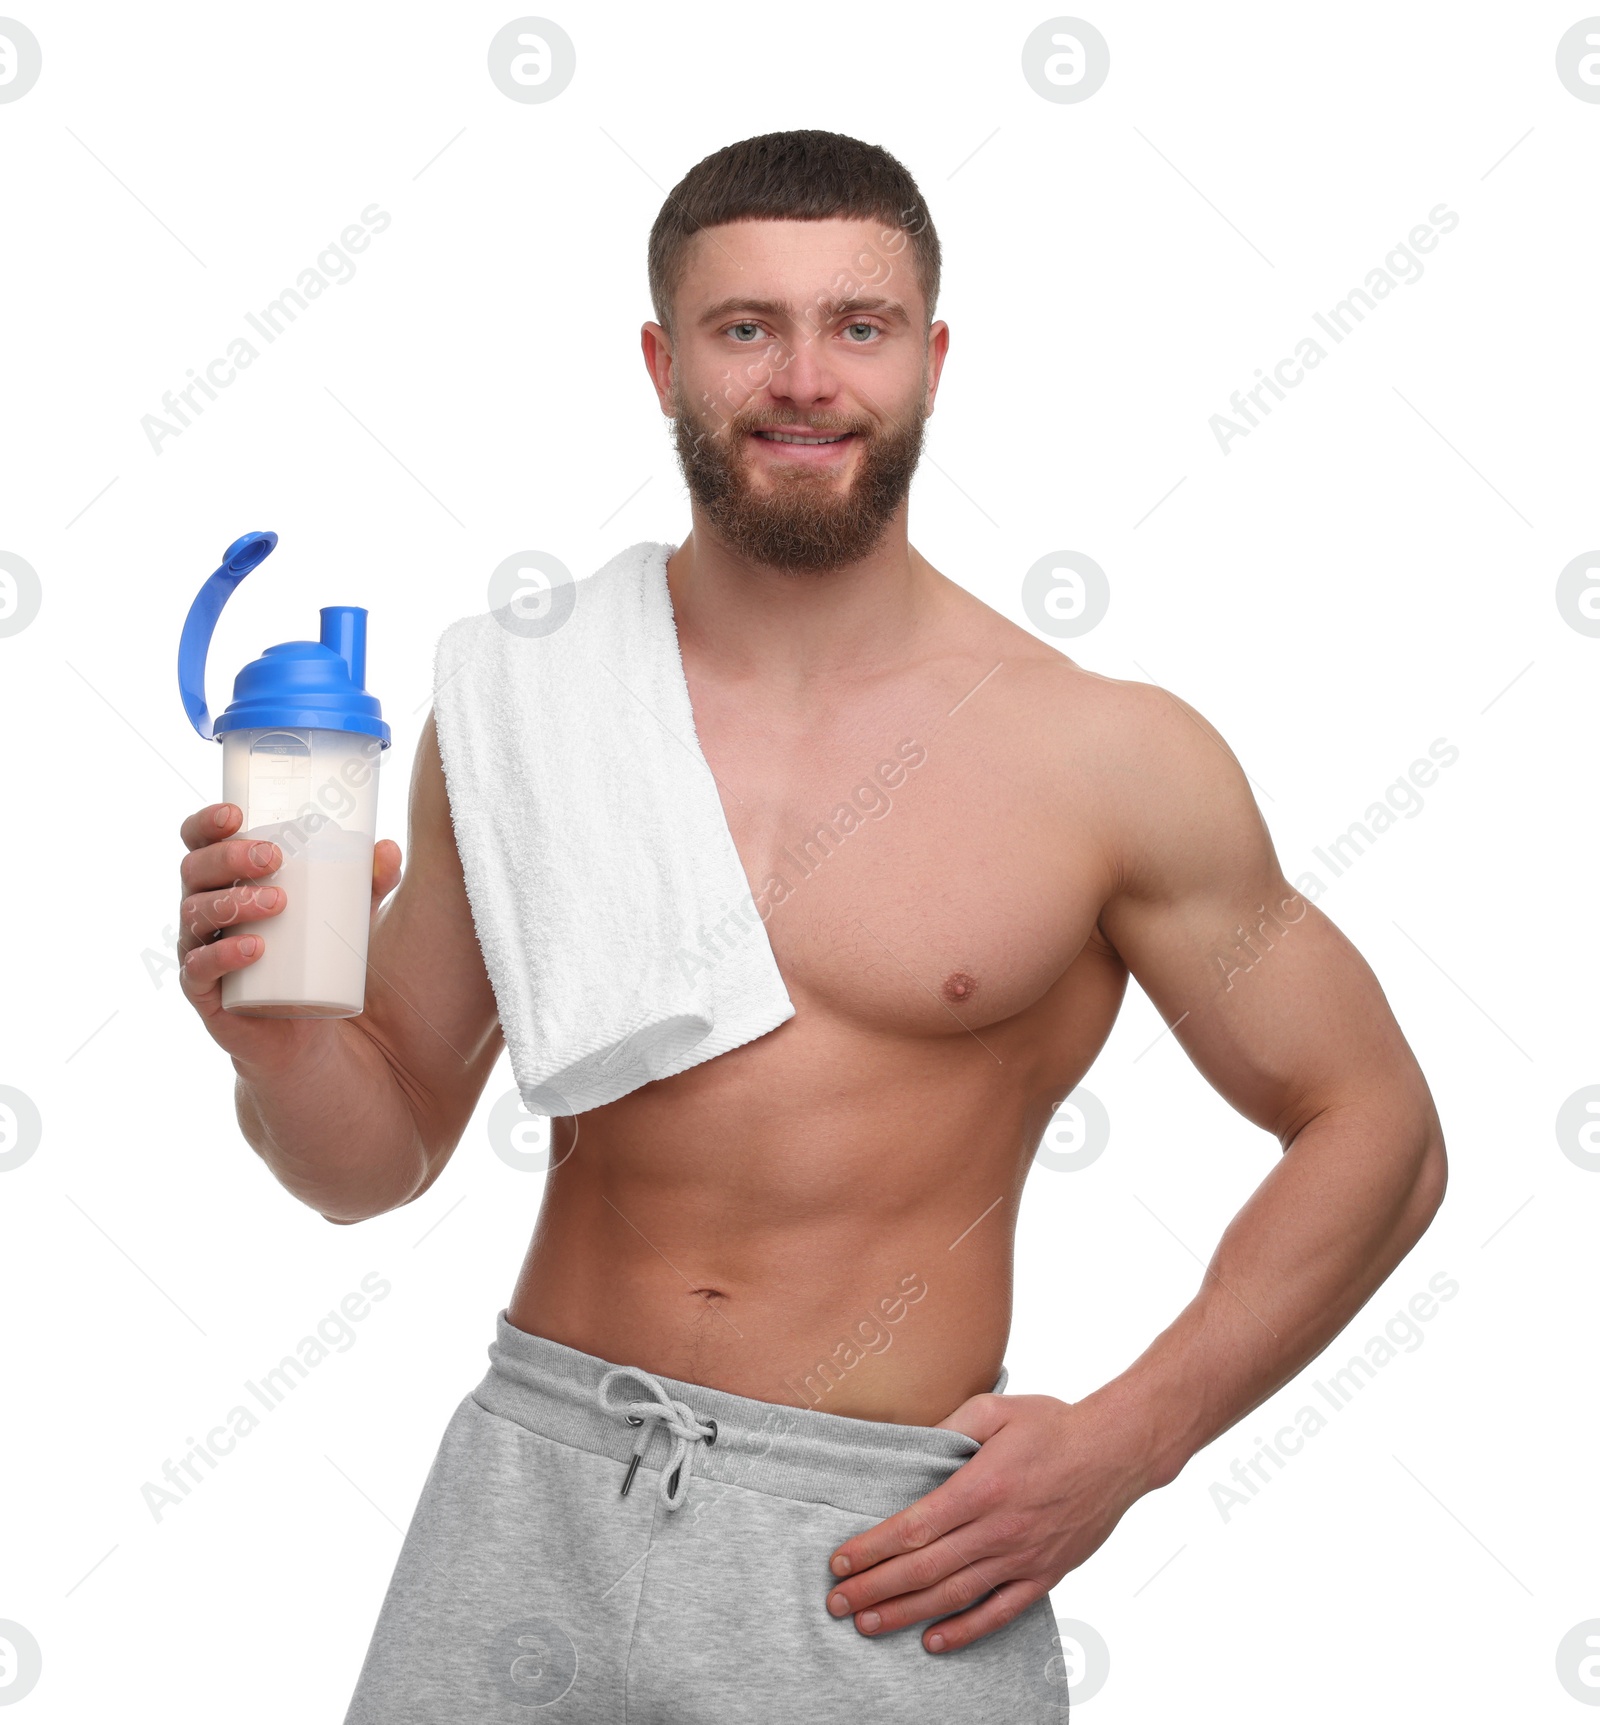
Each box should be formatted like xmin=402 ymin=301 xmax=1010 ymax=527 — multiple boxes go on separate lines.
xmin=737 ymin=413 xmax=870 ymax=437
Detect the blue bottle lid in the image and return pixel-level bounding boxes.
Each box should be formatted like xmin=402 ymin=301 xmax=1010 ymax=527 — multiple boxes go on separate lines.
xmin=177 ymin=531 xmax=391 ymax=747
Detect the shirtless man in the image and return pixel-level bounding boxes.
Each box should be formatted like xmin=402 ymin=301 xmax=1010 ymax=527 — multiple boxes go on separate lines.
xmin=175 ymin=131 xmax=1446 ymax=1721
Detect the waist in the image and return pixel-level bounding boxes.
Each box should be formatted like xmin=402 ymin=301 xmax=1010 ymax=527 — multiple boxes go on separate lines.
xmin=510 ymin=1203 xmax=1013 ymax=1424
xmin=474 ymin=1308 xmax=1006 ymax=1519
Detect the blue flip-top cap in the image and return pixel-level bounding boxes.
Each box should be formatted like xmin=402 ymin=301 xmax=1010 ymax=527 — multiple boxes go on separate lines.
xmin=177 ymin=531 xmax=390 ymax=747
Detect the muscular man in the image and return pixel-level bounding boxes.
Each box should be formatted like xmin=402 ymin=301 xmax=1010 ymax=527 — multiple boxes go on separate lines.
xmin=176 ymin=131 xmax=1446 ymax=1721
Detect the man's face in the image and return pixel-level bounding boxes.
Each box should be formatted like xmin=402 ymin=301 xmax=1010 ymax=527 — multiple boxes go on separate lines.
xmin=645 ymin=218 xmax=948 ymax=572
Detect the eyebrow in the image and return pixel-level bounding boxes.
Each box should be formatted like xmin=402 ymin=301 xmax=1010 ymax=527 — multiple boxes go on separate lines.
xmin=696 ymin=294 xmax=911 ymax=329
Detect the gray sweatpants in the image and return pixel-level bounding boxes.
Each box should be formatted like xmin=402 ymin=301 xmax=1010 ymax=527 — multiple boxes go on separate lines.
xmin=343 ymin=1312 xmax=1071 ymax=1722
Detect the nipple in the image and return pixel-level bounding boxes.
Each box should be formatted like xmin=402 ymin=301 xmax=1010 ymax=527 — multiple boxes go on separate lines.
xmin=941 ymin=971 xmax=979 ymax=1004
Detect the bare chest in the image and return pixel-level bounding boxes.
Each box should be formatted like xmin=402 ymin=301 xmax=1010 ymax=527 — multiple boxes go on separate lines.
xmin=699 ymin=703 xmax=1110 ymax=1036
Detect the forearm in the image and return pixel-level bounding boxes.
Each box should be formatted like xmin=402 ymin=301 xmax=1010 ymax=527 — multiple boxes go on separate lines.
xmin=233 ymin=1020 xmax=430 ymax=1223
xmin=1090 ymin=1101 xmax=1448 ymax=1492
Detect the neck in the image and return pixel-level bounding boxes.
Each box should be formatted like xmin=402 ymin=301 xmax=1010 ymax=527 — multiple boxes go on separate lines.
xmin=664 ymin=503 xmax=942 ymax=692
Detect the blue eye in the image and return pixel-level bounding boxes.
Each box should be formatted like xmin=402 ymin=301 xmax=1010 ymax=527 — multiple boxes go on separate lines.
xmin=729 ymin=322 xmax=762 ymax=342
xmin=844 ymin=322 xmax=878 ymax=342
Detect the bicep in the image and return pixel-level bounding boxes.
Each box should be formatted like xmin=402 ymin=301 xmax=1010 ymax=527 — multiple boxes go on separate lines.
xmin=1096 ymin=692 xmax=1433 ymax=1147
xmin=361 ymin=711 xmax=503 ymax=1171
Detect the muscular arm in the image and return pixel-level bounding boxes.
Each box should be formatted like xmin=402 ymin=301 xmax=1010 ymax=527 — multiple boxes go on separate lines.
xmin=234 ymin=712 xmax=503 ymax=1222
xmin=823 ymin=679 xmax=1448 ymax=1653
xmin=1088 ymin=683 xmax=1448 ymax=1485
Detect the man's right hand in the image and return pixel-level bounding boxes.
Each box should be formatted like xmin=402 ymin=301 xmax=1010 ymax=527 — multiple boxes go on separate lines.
xmin=177 ymin=801 xmax=291 ymax=1064
xmin=175 ymin=801 xmax=401 ymax=1069
xmin=173 ymin=715 xmax=501 ymax=1221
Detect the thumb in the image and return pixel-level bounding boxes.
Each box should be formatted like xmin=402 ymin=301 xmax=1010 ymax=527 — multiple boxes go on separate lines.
xmin=934 ymin=1390 xmax=1011 ymax=1444
xmin=371 ymin=838 xmax=402 ymax=907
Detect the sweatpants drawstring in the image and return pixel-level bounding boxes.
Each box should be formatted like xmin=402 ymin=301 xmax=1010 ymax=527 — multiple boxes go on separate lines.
xmin=596 ymin=1366 xmax=718 ymax=1511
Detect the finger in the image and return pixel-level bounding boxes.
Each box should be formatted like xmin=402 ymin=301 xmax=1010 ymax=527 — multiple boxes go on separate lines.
xmin=181 ymin=931 xmax=265 ymax=1000
xmin=179 ymin=803 xmax=242 ymax=852
xmin=177 ymin=883 xmax=285 ymax=956
xmin=178 ymin=835 xmax=282 ymax=897
xmin=934 ymin=1390 xmax=1010 ymax=1443
xmin=832 ymin=1550 xmax=1014 ymax=1637
xmin=828 ymin=1456 xmax=998 ymax=1582
xmin=923 ymin=1578 xmax=1049 ymax=1655
xmin=826 ymin=1534 xmax=969 ymax=1618
xmin=371 ymin=838 xmax=402 ymax=905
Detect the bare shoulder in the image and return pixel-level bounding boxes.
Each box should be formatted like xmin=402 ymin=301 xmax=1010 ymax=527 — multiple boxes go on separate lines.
xmin=933 ymin=574 xmax=1242 ymax=777
xmin=930 ymin=575 xmax=1270 ymax=896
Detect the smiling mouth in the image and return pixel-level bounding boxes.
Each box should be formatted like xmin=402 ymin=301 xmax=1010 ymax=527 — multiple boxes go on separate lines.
xmin=751 ymin=429 xmax=854 ymax=445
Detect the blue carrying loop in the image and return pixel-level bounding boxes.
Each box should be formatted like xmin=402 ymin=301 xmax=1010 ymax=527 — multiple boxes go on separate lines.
xmin=177 ymin=529 xmax=388 ymax=746
xmin=177 ymin=531 xmax=278 ymax=740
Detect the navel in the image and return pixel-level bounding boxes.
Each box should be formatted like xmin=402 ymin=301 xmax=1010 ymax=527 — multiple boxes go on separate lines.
xmin=941 ymin=971 xmax=979 ymax=1004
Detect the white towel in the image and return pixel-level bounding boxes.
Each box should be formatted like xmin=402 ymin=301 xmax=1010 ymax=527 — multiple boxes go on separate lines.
xmin=431 ymin=540 xmax=795 ymax=1115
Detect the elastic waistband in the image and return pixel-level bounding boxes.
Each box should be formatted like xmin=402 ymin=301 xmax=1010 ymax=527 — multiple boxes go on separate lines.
xmin=471 ymin=1310 xmax=1005 ymax=1520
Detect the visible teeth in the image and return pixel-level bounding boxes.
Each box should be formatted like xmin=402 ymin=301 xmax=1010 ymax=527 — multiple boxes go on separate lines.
xmin=756 ymin=431 xmax=847 ymax=445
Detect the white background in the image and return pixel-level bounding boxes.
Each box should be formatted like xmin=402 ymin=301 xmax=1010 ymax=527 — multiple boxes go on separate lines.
xmin=1 ymin=1 xmax=1596 ymax=1718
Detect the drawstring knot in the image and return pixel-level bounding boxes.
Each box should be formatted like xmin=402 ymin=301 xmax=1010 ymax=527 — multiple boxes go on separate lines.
xmin=596 ymin=1366 xmax=718 ymax=1511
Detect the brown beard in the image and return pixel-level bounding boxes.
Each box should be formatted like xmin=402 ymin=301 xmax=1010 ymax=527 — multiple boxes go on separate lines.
xmin=669 ymin=375 xmax=927 ymax=573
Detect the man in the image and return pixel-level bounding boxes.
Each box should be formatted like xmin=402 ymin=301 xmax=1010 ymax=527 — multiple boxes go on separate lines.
xmin=176 ymin=131 xmax=1446 ymax=1720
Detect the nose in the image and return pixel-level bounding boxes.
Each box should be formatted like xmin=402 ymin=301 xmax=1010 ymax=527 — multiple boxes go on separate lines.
xmin=762 ymin=327 xmax=839 ymax=412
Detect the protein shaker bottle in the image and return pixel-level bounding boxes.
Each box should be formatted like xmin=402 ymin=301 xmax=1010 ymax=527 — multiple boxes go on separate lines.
xmin=177 ymin=531 xmax=391 ymax=1017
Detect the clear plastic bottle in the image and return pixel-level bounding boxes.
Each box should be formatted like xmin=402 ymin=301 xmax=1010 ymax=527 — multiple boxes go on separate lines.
xmin=178 ymin=532 xmax=391 ymax=1017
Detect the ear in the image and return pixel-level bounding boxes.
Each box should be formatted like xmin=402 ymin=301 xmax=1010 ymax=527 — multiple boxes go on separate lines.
xmin=641 ymin=321 xmax=676 ymax=415
xmin=923 ymin=320 xmax=951 ymax=418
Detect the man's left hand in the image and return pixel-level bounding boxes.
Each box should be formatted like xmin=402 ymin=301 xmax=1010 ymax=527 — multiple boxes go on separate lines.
xmin=823 ymin=1391 xmax=1155 ymax=1653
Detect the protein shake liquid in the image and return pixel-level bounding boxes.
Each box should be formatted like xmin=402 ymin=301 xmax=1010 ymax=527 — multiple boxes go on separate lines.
xmin=177 ymin=532 xmax=391 ymax=1017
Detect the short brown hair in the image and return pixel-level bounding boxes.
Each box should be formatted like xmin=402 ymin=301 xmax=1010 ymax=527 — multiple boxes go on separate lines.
xmin=647 ymin=129 xmax=940 ymax=337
